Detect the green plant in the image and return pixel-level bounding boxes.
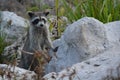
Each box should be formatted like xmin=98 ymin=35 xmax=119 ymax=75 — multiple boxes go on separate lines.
xmin=49 ymin=17 xmax=67 ymax=39
xmin=0 ymin=23 xmax=8 ymax=63
xmin=40 ymin=5 xmax=51 ymax=11
xmin=62 ymin=0 xmax=120 ymax=23
xmin=0 ymin=12 xmax=9 ymax=63
xmin=0 ymin=36 xmax=7 ymax=54
xmin=27 ymin=6 xmax=39 ymax=11
xmin=0 ymin=36 xmax=8 ymax=63
xmin=49 ymin=0 xmax=68 ymax=39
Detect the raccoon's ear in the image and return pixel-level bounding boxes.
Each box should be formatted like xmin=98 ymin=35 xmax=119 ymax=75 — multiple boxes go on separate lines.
xmin=44 ymin=11 xmax=50 ymax=16
xmin=27 ymin=11 xmax=34 ymax=18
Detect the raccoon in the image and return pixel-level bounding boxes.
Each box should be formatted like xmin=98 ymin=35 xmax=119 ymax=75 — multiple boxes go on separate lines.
xmin=19 ymin=11 xmax=54 ymax=71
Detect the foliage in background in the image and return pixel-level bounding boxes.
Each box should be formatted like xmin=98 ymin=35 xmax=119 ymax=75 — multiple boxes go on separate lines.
xmin=16 ymin=0 xmax=120 ymax=38
xmin=50 ymin=0 xmax=69 ymax=39
xmin=61 ymin=0 xmax=120 ymax=23
xmin=0 ymin=12 xmax=9 ymax=63
xmin=54 ymin=0 xmax=59 ymax=38
xmin=26 ymin=0 xmax=52 ymax=12
xmin=0 ymin=34 xmax=8 ymax=63
xmin=27 ymin=6 xmax=39 ymax=11
xmin=51 ymin=0 xmax=120 ymax=39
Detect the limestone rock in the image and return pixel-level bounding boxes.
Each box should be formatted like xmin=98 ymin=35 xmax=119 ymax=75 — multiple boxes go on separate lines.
xmin=43 ymin=44 xmax=120 ymax=80
xmin=0 ymin=11 xmax=29 ymax=43
xmin=45 ymin=17 xmax=108 ymax=73
xmin=104 ymin=21 xmax=120 ymax=46
xmin=44 ymin=18 xmax=120 ymax=80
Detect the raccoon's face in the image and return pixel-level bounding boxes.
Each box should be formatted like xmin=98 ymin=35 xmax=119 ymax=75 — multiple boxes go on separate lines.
xmin=28 ymin=11 xmax=49 ymax=28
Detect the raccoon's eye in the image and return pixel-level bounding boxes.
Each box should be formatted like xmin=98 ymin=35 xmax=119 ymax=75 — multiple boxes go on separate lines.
xmin=41 ymin=18 xmax=46 ymax=23
xmin=32 ymin=19 xmax=39 ymax=25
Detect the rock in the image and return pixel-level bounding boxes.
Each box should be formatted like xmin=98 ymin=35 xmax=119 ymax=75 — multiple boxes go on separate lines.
xmin=43 ymin=44 xmax=120 ymax=80
xmin=44 ymin=19 xmax=120 ymax=79
xmin=45 ymin=17 xmax=108 ymax=73
xmin=0 ymin=64 xmax=37 ymax=80
xmin=0 ymin=11 xmax=29 ymax=43
xmin=104 ymin=21 xmax=120 ymax=46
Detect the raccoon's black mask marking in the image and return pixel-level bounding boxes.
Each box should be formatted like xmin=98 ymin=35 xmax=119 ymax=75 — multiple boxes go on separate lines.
xmin=32 ymin=18 xmax=40 ymax=25
xmin=32 ymin=18 xmax=47 ymax=25
xmin=41 ymin=18 xmax=46 ymax=23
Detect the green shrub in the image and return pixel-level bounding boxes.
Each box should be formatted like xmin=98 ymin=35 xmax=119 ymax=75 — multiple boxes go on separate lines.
xmin=0 ymin=36 xmax=8 ymax=63
xmin=49 ymin=0 xmax=68 ymax=39
xmin=27 ymin=6 xmax=39 ymax=11
xmin=40 ymin=5 xmax=51 ymax=11
xmin=0 ymin=12 xmax=8 ymax=63
xmin=62 ymin=0 xmax=120 ymax=23
xmin=0 ymin=36 xmax=6 ymax=54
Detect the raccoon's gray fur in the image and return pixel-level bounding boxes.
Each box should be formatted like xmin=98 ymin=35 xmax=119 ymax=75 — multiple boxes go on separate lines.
xmin=19 ymin=11 xmax=53 ymax=70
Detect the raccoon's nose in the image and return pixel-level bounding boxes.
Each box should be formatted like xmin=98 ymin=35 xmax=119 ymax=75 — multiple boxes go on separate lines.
xmin=40 ymin=24 xmax=43 ymax=27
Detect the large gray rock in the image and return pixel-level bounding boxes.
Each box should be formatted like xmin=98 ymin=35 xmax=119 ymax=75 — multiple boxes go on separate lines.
xmin=0 ymin=11 xmax=28 ymax=43
xmin=43 ymin=19 xmax=120 ymax=80
xmin=104 ymin=21 xmax=120 ymax=46
xmin=45 ymin=17 xmax=108 ymax=73
xmin=43 ymin=44 xmax=120 ymax=80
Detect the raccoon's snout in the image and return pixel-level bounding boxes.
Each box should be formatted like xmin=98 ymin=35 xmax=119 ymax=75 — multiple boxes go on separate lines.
xmin=40 ymin=24 xmax=43 ymax=27
xmin=37 ymin=22 xmax=44 ymax=27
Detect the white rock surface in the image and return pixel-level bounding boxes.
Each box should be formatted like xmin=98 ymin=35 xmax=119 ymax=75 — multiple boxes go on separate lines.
xmin=104 ymin=21 xmax=120 ymax=46
xmin=44 ymin=18 xmax=120 ymax=80
xmin=0 ymin=11 xmax=29 ymax=43
xmin=43 ymin=44 xmax=120 ymax=80
xmin=45 ymin=17 xmax=108 ymax=73
xmin=1 ymin=11 xmax=27 ymax=27
xmin=0 ymin=64 xmax=36 ymax=80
